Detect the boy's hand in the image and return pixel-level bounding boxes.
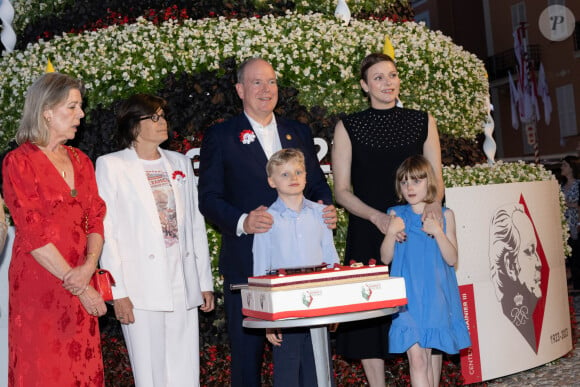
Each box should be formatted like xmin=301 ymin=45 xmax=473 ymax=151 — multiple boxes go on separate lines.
xmin=266 ymin=328 xmax=283 ymax=346
xmin=328 ymin=323 xmax=339 ymax=332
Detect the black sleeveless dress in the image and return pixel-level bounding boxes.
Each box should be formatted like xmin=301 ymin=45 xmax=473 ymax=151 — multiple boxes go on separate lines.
xmin=335 ymin=106 xmax=428 ymax=359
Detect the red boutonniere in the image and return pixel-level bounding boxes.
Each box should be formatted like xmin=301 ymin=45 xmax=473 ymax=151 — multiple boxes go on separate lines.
xmin=172 ymin=170 xmax=186 ymax=184
xmin=239 ymin=129 xmax=256 ymax=144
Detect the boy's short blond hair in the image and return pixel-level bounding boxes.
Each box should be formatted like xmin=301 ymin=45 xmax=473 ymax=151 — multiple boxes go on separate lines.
xmin=266 ymin=148 xmax=305 ymax=176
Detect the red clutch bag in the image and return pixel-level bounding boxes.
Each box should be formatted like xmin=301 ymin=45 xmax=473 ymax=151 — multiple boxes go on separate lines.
xmin=91 ymin=269 xmax=115 ymax=302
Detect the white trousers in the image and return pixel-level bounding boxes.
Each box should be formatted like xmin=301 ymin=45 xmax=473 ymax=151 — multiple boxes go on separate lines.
xmin=121 ymin=292 xmax=200 ymax=387
xmin=121 ymin=245 xmax=200 ymax=387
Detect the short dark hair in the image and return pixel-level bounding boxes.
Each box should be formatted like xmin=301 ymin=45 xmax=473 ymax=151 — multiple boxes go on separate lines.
xmin=360 ymin=53 xmax=396 ymax=82
xmin=563 ymin=155 xmax=580 ymax=178
xmin=115 ymin=93 xmax=167 ymax=149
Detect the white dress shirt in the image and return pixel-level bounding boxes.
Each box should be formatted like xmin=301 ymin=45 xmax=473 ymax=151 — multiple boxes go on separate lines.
xmin=236 ymin=113 xmax=283 ymax=236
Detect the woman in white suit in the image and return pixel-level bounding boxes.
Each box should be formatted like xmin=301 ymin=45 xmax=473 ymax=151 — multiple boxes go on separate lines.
xmin=96 ymin=94 xmax=214 ymax=387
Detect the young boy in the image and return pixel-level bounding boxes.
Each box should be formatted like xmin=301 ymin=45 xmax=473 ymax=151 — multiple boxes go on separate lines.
xmin=252 ymin=148 xmax=339 ymax=386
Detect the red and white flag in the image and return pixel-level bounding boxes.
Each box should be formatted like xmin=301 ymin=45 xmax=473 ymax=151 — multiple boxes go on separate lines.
xmin=513 ymin=25 xmax=539 ymax=124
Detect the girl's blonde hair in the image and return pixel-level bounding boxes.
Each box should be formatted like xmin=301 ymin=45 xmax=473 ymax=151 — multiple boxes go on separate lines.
xmin=395 ymin=155 xmax=438 ymax=203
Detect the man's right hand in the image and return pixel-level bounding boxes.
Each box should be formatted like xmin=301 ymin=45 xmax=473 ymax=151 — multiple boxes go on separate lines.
xmin=243 ymin=205 xmax=274 ymax=234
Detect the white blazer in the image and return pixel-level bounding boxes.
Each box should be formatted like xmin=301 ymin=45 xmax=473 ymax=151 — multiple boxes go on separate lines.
xmin=96 ymin=148 xmax=213 ymax=311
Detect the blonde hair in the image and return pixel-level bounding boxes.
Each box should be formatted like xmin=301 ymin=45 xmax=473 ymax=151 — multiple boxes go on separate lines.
xmin=266 ymin=148 xmax=305 ymax=176
xmin=395 ymin=155 xmax=438 ymax=203
xmin=16 ymin=73 xmax=84 ymax=146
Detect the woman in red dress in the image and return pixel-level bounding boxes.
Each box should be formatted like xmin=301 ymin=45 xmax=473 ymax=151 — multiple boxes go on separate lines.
xmin=2 ymin=73 xmax=107 ymax=387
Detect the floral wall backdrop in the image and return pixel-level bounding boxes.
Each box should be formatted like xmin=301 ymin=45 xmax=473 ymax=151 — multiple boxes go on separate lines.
xmin=0 ymin=9 xmax=488 ymax=149
xmin=0 ymin=0 xmax=572 ymax=385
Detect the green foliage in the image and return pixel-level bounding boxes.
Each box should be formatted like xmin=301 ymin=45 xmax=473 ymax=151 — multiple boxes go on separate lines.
xmin=0 ymin=14 xmax=488 ymax=151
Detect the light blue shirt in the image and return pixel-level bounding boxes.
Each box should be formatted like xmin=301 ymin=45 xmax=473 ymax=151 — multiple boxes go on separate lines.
xmin=252 ymin=197 xmax=339 ymax=276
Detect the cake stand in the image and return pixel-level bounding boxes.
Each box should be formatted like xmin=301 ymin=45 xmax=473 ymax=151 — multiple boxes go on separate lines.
xmin=243 ymin=307 xmax=398 ymax=387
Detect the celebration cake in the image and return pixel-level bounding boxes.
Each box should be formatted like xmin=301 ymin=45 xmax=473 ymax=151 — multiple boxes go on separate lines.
xmin=241 ymin=263 xmax=407 ymax=320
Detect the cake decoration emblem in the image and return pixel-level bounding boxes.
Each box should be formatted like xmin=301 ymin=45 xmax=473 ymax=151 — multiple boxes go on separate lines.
xmin=361 ymin=284 xmax=373 ymax=301
xmin=302 ymin=291 xmax=314 ymax=307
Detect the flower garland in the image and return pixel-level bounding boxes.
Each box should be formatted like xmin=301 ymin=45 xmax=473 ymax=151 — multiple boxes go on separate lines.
xmin=295 ymin=0 xmax=407 ymax=14
xmin=11 ymin=0 xmax=407 ymax=33
xmin=11 ymin=0 xmax=74 ymax=32
xmin=0 ymin=13 xmax=488 ymax=150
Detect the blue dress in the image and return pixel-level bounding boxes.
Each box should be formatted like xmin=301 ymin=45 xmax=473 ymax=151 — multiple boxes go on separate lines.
xmin=388 ymin=204 xmax=471 ymax=354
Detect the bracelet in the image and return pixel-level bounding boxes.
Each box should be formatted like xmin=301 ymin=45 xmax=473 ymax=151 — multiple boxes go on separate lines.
xmin=76 ymin=286 xmax=89 ymax=297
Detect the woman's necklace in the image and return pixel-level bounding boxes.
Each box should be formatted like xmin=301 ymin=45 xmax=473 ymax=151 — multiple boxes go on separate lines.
xmin=60 ymin=161 xmax=77 ymax=197
xmin=66 ymin=170 xmax=77 ymax=197
xmin=42 ymin=145 xmax=77 ymax=197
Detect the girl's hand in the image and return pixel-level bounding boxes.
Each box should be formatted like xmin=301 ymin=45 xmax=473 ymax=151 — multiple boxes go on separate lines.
xmin=63 ymin=263 xmax=95 ymax=295
xmin=78 ymin=286 xmax=107 ymax=317
xmin=266 ymin=328 xmax=283 ymax=346
xmin=386 ymin=211 xmax=406 ymax=242
xmin=422 ymin=212 xmax=443 ymax=237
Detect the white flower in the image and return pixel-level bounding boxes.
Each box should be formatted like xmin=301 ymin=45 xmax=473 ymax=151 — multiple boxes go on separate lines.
xmin=0 ymin=13 xmax=488 ymax=146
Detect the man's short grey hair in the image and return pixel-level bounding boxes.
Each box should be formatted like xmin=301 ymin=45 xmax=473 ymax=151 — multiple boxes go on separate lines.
xmin=236 ymin=57 xmax=269 ymax=84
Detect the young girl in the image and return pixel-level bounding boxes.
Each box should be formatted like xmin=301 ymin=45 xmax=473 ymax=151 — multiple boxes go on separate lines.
xmin=381 ymin=155 xmax=471 ymax=387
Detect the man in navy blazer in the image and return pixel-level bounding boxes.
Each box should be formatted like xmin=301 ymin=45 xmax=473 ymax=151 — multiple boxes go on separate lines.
xmin=199 ymin=58 xmax=335 ymax=386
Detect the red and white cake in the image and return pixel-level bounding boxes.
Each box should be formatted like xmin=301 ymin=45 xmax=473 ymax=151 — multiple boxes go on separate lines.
xmin=241 ymin=264 xmax=407 ymax=320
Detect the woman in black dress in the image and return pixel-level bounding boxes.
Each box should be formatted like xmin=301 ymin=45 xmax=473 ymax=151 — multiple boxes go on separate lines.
xmin=331 ymin=53 xmax=444 ymax=386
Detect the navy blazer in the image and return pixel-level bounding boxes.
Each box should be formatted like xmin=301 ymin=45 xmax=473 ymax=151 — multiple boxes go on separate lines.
xmin=198 ymin=114 xmax=332 ymax=283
